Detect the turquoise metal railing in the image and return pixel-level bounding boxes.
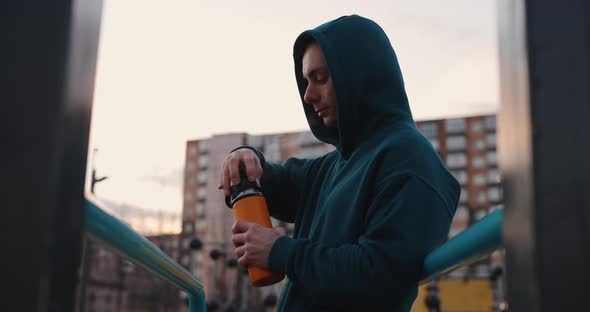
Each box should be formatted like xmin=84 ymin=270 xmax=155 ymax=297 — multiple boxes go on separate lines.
xmin=84 ymin=195 xmax=502 ymax=310
xmin=84 ymin=197 xmax=206 ymax=312
xmin=420 ymin=208 xmax=503 ymax=284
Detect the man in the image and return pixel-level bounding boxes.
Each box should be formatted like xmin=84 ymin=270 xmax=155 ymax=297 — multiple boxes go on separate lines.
xmin=218 ymin=15 xmax=460 ymax=311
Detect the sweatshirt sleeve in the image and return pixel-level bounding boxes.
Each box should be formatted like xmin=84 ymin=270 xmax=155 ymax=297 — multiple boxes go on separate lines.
xmin=267 ymin=175 xmax=457 ymax=305
xmin=230 ymin=145 xmax=316 ymax=223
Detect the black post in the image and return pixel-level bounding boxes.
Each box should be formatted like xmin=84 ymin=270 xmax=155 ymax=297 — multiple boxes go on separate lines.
xmin=424 ymin=282 xmax=440 ymax=312
xmin=2 ymin=1 xmax=103 ymax=311
xmin=79 ymin=147 xmax=109 ymax=311
xmin=90 ymin=148 xmax=108 ymax=194
xmin=499 ymin=0 xmax=590 ymax=310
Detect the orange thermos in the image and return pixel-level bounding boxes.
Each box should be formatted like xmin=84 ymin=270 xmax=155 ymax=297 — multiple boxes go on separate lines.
xmin=228 ymin=165 xmax=284 ymax=287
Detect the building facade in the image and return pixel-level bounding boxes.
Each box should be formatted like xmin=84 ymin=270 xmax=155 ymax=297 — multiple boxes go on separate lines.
xmin=79 ymin=234 xmax=184 ymax=312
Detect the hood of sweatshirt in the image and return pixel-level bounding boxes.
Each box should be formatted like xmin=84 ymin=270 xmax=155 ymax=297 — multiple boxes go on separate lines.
xmin=293 ymin=15 xmax=413 ymax=159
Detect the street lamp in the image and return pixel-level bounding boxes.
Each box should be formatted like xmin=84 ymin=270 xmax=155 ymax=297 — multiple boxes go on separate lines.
xmin=90 ymin=148 xmax=108 ymax=194
xmin=226 ymin=258 xmax=238 ymax=268
xmin=189 ymin=236 xmax=235 ymax=307
xmin=489 ymin=266 xmax=507 ymax=312
xmin=79 ymin=148 xmax=108 ymax=312
xmin=425 ymin=281 xmax=440 ymax=312
xmin=190 ymin=237 xmax=203 ymax=251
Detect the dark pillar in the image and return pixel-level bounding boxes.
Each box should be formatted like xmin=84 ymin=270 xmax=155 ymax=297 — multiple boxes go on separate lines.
xmin=1 ymin=0 xmax=103 ymax=311
xmin=498 ymin=0 xmax=590 ymax=310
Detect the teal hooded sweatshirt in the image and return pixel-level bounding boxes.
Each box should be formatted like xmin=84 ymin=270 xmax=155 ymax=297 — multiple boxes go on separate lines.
xmin=236 ymin=15 xmax=460 ymax=311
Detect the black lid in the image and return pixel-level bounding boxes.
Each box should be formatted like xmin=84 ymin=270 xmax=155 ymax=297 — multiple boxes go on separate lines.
xmin=225 ymin=165 xmax=261 ymax=208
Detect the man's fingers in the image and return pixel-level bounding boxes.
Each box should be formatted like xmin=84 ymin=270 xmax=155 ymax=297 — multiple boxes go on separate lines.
xmin=218 ymin=149 xmax=262 ymax=196
xmin=234 ymin=245 xmax=246 ymax=259
xmin=232 ymin=220 xmax=252 ymax=234
xmin=232 ymin=233 xmax=246 ymax=247
xmin=222 ymin=166 xmax=231 ymax=196
xmin=218 ymin=157 xmax=230 ymax=195
xmin=217 ymin=160 xmax=225 ymax=190
xmin=228 ymin=156 xmax=241 ymax=186
xmin=244 ymin=156 xmax=261 ymax=182
xmin=237 ymin=254 xmax=248 ymax=268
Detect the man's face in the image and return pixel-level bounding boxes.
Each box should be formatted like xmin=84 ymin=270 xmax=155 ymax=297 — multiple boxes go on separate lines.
xmin=302 ymin=43 xmax=337 ymax=128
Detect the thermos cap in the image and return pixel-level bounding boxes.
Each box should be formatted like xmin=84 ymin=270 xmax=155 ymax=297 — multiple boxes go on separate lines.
xmin=225 ymin=167 xmax=262 ymax=208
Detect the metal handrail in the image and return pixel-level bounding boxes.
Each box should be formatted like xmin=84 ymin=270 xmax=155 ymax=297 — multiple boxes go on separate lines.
xmin=84 ymin=197 xmax=206 ymax=312
xmin=420 ymin=208 xmax=503 ymax=284
xmin=84 ymin=194 xmax=502 ymax=310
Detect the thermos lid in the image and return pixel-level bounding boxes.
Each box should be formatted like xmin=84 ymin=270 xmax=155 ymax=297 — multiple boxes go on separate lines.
xmin=225 ymin=165 xmax=262 ymax=208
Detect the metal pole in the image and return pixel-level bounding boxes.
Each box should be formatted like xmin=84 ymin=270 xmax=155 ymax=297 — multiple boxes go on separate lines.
xmin=80 ymin=148 xmax=109 ymax=311
xmin=3 ymin=0 xmax=102 ymax=310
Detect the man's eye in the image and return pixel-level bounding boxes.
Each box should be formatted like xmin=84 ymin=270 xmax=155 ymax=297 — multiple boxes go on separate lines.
xmin=315 ymin=76 xmax=327 ymax=83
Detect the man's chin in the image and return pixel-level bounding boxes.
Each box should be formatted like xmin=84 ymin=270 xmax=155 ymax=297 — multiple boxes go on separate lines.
xmin=322 ymin=118 xmax=337 ymax=128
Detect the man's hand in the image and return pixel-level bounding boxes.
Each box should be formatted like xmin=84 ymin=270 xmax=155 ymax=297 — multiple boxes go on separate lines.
xmin=217 ymin=148 xmax=263 ymax=197
xmin=232 ymin=220 xmax=287 ymax=268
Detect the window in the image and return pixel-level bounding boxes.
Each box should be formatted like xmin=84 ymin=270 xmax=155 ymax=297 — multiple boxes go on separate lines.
xmin=488 ymin=168 xmax=500 ymax=183
xmin=184 ymin=192 xmax=193 ymax=202
xmin=183 ymin=222 xmax=193 ymax=233
xmin=454 ymin=206 xmax=469 ymax=221
xmin=472 ymin=156 xmax=486 ymax=169
xmin=186 ymin=162 xmax=195 ymax=172
xmin=429 ymin=138 xmax=439 ymax=150
xmin=474 ymin=174 xmax=486 ymax=186
xmin=487 ymin=133 xmax=497 ymax=147
xmin=486 ymin=116 xmax=496 ymax=130
xmin=197 ymin=188 xmax=207 ymax=200
xmin=196 ymin=203 xmax=205 ymax=216
xmin=195 ymin=220 xmax=207 ymax=231
xmin=188 ymin=146 xmax=197 ymax=156
xmin=473 ymin=139 xmax=486 ymax=150
xmin=264 ymin=140 xmax=282 ymax=163
xmin=452 ymin=170 xmax=468 ymax=185
xmin=490 ymin=204 xmax=504 ymax=212
xmin=471 ymin=121 xmax=484 ymax=132
xmin=459 ymin=188 xmax=469 ymax=203
xmin=199 ymin=140 xmax=208 ymax=153
xmin=449 ymin=266 xmax=468 ymax=278
xmin=475 ymin=209 xmax=488 ymax=220
xmin=476 ymin=264 xmax=489 ymax=278
xmin=198 ymin=156 xmax=208 ymax=169
xmin=476 ymin=192 xmax=487 ymax=204
xmin=419 ymin=122 xmax=438 ymax=139
xmin=446 ymin=136 xmax=466 ymax=150
xmin=247 ymin=135 xmax=263 ymax=147
xmin=488 ymin=187 xmax=502 ymax=202
xmin=182 ymin=238 xmax=191 ymax=249
xmin=447 ymin=153 xmax=467 ymax=168
xmin=198 ymin=171 xmax=207 ymax=185
xmin=181 ymin=256 xmax=189 ymax=266
xmin=300 ymin=131 xmax=318 ymax=145
xmin=487 ymin=151 xmax=497 ymax=166
xmin=449 ymin=226 xmax=466 ymax=238
xmin=187 ymin=177 xmax=195 ymax=186
xmin=295 ymin=146 xmax=326 ymax=158
xmin=446 ymin=118 xmax=466 ymax=133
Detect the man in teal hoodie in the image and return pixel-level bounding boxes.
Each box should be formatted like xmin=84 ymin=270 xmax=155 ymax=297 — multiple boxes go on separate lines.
xmin=218 ymin=15 xmax=460 ymax=311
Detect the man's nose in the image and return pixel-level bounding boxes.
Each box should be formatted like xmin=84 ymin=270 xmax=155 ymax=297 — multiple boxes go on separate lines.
xmin=304 ymin=85 xmax=317 ymax=105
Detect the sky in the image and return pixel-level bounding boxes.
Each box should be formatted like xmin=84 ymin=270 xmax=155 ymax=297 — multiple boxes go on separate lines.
xmin=87 ymin=0 xmax=499 ymax=233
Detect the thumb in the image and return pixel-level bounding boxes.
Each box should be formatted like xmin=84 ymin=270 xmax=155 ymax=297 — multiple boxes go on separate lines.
xmin=273 ymin=227 xmax=287 ymax=236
